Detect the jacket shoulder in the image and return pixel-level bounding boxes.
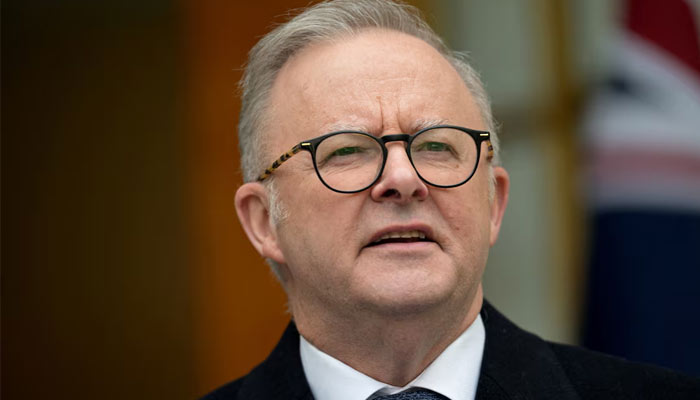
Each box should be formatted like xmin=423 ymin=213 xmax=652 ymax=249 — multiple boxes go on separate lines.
xmin=201 ymin=378 xmax=244 ymax=400
xmin=549 ymin=341 xmax=700 ymax=399
xmin=199 ymin=322 xmax=312 ymax=400
xmin=479 ymin=300 xmax=700 ymax=399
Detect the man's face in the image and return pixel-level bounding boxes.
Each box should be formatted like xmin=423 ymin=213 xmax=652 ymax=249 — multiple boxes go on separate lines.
xmin=243 ymin=29 xmax=508 ymax=323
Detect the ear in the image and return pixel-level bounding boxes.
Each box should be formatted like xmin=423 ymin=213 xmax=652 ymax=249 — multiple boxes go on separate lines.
xmin=234 ymin=182 xmax=286 ymax=264
xmin=488 ymin=166 xmax=510 ymax=246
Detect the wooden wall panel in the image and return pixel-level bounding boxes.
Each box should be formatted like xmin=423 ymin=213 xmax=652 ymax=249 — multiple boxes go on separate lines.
xmin=183 ymin=1 xmax=311 ymax=395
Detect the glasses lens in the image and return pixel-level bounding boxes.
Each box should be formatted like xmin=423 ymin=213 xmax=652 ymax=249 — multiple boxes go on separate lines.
xmin=315 ymin=133 xmax=383 ymax=192
xmin=410 ymin=127 xmax=478 ymax=187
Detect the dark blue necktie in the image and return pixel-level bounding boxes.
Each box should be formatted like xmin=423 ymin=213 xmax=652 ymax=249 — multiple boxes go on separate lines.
xmin=371 ymin=388 xmax=448 ymax=400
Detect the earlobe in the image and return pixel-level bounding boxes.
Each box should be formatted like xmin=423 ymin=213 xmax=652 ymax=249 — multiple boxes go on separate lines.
xmin=234 ymin=183 xmax=287 ymax=264
xmin=488 ymin=166 xmax=510 ymax=246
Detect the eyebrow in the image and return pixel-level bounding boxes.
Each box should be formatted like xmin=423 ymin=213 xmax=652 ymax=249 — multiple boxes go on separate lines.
xmin=324 ymin=122 xmax=372 ymax=133
xmin=324 ymin=118 xmax=449 ymax=135
xmin=409 ymin=118 xmax=449 ymax=133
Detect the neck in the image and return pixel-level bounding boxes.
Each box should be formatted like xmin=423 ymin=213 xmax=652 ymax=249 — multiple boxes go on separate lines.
xmin=292 ymin=286 xmax=484 ymax=386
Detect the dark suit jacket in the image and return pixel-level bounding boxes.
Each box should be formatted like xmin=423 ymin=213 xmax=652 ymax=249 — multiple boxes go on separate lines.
xmin=203 ymin=301 xmax=700 ymax=399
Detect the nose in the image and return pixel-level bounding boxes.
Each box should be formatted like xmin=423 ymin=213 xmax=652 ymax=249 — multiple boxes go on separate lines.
xmin=370 ymin=143 xmax=429 ymax=203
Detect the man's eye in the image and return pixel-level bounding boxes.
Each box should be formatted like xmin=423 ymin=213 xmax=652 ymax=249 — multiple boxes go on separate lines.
xmin=417 ymin=142 xmax=451 ymax=152
xmin=318 ymin=145 xmax=371 ymax=168
xmin=330 ymin=147 xmax=362 ymax=156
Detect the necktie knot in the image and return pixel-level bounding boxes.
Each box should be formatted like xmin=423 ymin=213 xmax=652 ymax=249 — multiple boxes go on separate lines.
xmin=370 ymin=388 xmax=448 ymax=400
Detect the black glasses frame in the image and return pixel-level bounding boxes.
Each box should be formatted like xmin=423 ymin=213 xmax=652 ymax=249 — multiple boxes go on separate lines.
xmin=257 ymin=125 xmax=494 ymax=194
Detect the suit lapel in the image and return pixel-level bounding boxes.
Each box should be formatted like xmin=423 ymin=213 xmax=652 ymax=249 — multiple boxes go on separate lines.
xmin=475 ymin=301 xmax=581 ymax=400
xmin=236 ymin=322 xmax=314 ymax=400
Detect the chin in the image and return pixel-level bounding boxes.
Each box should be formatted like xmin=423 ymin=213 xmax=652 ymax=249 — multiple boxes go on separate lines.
xmin=359 ymin=294 xmax=454 ymax=319
xmin=355 ymin=275 xmax=460 ymax=318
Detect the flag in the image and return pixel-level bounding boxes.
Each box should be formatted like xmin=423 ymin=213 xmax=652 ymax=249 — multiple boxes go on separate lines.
xmin=582 ymin=0 xmax=700 ymax=375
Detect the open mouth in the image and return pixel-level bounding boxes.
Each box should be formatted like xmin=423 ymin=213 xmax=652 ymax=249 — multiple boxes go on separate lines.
xmin=365 ymin=230 xmax=434 ymax=247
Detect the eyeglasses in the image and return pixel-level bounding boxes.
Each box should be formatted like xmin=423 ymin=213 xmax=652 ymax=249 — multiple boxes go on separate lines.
xmin=257 ymin=125 xmax=494 ymax=193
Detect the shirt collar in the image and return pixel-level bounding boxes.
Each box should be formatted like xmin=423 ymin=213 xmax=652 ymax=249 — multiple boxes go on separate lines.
xmin=300 ymin=315 xmax=485 ymax=400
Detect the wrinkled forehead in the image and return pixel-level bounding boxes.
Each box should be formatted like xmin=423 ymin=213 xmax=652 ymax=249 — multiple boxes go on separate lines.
xmin=262 ymin=29 xmax=482 ymax=156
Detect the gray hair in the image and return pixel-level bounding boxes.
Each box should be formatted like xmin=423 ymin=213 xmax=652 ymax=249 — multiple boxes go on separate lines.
xmin=238 ymin=0 xmax=500 ymax=185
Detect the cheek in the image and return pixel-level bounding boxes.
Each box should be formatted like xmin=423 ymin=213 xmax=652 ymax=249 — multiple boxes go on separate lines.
xmin=278 ymin=194 xmax=367 ymax=300
xmin=280 ymin=182 xmax=364 ymax=258
xmin=446 ymin=206 xmax=488 ymax=247
xmin=434 ymin=187 xmax=492 ymax=250
xmin=443 ymin=200 xmax=492 ymax=286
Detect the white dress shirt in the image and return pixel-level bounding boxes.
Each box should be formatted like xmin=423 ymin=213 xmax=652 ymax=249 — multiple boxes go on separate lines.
xmin=300 ymin=315 xmax=485 ymax=400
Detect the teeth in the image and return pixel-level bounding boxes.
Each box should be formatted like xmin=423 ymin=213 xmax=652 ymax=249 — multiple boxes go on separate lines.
xmin=375 ymin=230 xmax=427 ymax=242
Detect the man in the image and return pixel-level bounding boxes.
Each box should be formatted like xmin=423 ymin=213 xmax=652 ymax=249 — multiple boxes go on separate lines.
xmin=205 ymin=1 xmax=699 ymax=399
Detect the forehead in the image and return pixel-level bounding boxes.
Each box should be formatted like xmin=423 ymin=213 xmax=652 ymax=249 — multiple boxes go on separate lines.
xmin=265 ymin=29 xmax=483 ymax=151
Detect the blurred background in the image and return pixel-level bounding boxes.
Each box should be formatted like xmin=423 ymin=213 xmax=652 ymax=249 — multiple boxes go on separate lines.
xmin=3 ymin=0 xmax=699 ymax=399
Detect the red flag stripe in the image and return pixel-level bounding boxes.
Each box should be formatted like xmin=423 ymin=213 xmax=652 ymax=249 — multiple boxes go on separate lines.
xmin=626 ymin=0 xmax=700 ymax=76
xmin=587 ymin=147 xmax=700 ymax=180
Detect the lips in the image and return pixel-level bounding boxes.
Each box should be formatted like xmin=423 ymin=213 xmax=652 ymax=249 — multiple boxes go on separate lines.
xmin=365 ymin=226 xmax=436 ymax=248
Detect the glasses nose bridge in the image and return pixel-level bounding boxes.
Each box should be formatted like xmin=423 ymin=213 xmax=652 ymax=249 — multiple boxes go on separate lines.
xmin=379 ymin=133 xmax=411 ymax=148
xmin=377 ymin=133 xmax=416 ymax=173
xmin=379 ymin=134 xmax=412 ymax=160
